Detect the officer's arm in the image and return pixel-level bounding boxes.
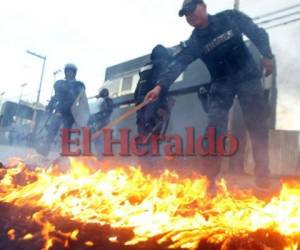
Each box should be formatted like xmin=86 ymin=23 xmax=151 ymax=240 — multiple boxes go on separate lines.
xmin=53 ymin=81 xmax=59 ymax=97
xmin=80 ymin=82 xmax=86 ymax=90
xmin=73 ymin=82 xmax=86 ymax=99
xmin=78 ymin=82 xmax=86 ymax=93
xmin=232 ymin=10 xmax=273 ymax=59
xmin=156 ymin=35 xmax=200 ymax=92
xmin=46 ymin=96 xmax=57 ymax=113
xmin=46 ymin=81 xmax=60 ymax=113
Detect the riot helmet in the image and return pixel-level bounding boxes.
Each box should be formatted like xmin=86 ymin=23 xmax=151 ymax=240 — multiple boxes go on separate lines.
xmin=64 ymin=63 xmax=77 ymax=80
xmin=150 ymin=45 xmax=172 ymax=64
xmin=99 ymin=88 xmax=109 ymax=98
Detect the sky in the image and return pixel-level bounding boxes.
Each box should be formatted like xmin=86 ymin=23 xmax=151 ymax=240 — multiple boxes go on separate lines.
xmin=0 ymin=0 xmax=299 ymax=130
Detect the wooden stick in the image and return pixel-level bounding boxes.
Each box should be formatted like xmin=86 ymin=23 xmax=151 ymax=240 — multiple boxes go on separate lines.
xmin=91 ymin=100 xmax=150 ymax=140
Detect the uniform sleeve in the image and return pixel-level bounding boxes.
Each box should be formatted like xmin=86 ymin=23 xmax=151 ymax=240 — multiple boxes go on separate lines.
xmin=53 ymin=81 xmax=60 ymax=96
xmin=46 ymin=96 xmax=57 ymax=113
xmin=53 ymin=80 xmax=62 ymax=100
xmin=107 ymin=98 xmax=114 ymax=114
xmin=157 ymin=34 xmax=200 ymax=91
xmin=232 ymin=10 xmax=273 ymax=59
xmin=79 ymin=81 xmax=86 ymax=90
xmin=74 ymin=81 xmax=86 ymax=97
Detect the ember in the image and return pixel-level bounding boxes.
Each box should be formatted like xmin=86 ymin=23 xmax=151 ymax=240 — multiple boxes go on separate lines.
xmin=0 ymin=157 xmax=300 ymax=250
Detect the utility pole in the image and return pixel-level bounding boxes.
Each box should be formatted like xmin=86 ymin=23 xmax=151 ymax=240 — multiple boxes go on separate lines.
xmin=26 ymin=50 xmax=46 ymax=138
xmin=0 ymin=92 xmax=5 ymax=128
xmin=234 ymin=0 xmax=240 ymax=10
xmin=19 ymin=83 xmax=28 ymax=104
xmin=51 ymin=69 xmax=62 ymax=97
xmin=0 ymin=91 xmax=5 ymax=104
xmin=0 ymin=92 xmax=5 ymax=112
xmin=16 ymin=83 xmax=28 ymax=123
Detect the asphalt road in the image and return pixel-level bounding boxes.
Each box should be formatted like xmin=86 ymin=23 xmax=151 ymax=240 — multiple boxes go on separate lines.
xmin=0 ymin=145 xmax=59 ymax=165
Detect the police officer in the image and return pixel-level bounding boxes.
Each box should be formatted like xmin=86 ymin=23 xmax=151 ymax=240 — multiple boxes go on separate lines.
xmin=88 ymin=88 xmax=113 ymax=155
xmin=134 ymin=44 xmax=173 ymax=138
xmin=36 ymin=63 xmax=86 ymax=156
xmin=145 ymin=0 xmax=273 ymax=188
xmin=90 ymin=88 xmax=113 ymax=132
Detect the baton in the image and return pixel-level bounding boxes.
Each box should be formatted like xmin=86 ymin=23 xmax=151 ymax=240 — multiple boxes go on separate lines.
xmin=91 ymin=100 xmax=150 ymax=140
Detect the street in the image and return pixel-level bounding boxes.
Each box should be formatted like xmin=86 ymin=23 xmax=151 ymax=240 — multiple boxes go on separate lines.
xmin=0 ymin=145 xmax=59 ymax=165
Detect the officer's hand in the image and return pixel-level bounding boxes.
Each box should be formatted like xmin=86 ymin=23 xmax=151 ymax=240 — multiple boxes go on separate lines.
xmin=262 ymin=58 xmax=273 ymax=77
xmin=145 ymin=85 xmax=161 ymax=102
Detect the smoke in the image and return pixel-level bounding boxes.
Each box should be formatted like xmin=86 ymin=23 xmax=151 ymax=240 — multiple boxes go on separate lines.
xmin=271 ymin=26 xmax=300 ymax=131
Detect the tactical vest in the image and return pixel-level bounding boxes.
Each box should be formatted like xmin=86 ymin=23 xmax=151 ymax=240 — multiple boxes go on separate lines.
xmin=54 ymin=80 xmax=85 ymax=114
xmin=194 ymin=11 xmax=260 ymax=80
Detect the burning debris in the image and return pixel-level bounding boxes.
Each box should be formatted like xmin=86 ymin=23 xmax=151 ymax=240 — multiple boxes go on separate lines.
xmin=0 ymin=157 xmax=300 ymax=250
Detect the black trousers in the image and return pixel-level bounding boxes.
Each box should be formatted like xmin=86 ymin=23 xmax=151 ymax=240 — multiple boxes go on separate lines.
xmin=203 ymin=76 xmax=270 ymax=180
xmin=46 ymin=113 xmax=74 ymax=145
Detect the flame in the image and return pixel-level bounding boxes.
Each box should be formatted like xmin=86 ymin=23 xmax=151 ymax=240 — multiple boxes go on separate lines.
xmin=1 ymin=157 xmax=300 ymax=249
xmin=7 ymin=229 xmax=16 ymax=240
xmin=23 ymin=233 xmax=34 ymax=240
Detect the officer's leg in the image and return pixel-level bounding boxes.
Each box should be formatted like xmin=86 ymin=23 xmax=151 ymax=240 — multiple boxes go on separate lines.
xmin=62 ymin=114 xmax=74 ymax=129
xmin=37 ymin=115 xmax=62 ymax=156
xmin=154 ymin=97 xmax=173 ymax=136
xmin=94 ymin=119 xmax=109 ymax=157
xmin=136 ymin=108 xmax=156 ymax=170
xmin=136 ymin=110 xmax=147 ymax=136
xmin=203 ymin=81 xmax=235 ymax=181
xmin=238 ymin=78 xmax=270 ymax=186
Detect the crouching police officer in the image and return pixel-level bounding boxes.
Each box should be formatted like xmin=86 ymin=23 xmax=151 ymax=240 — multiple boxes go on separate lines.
xmin=88 ymin=88 xmax=113 ymax=155
xmin=145 ymin=0 xmax=273 ymax=188
xmin=134 ymin=45 xmax=173 ymax=138
xmin=90 ymin=88 xmax=113 ymax=131
xmin=36 ymin=63 xmax=86 ymax=156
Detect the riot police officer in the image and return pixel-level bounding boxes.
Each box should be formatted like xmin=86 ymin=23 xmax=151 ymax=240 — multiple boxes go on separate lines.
xmin=36 ymin=63 xmax=86 ymax=156
xmin=145 ymin=0 xmax=273 ymax=188
xmin=89 ymin=88 xmax=113 ymax=132
xmin=88 ymin=88 xmax=113 ymax=155
xmin=134 ymin=44 xmax=173 ymax=138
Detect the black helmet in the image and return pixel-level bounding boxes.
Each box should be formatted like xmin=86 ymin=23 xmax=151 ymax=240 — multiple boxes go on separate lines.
xmin=150 ymin=45 xmax=172 ymax=62
xmin=99 ymin=88 xmax=109 ymax=98
xmin=64 ymin=63 xmax=77 ymax=74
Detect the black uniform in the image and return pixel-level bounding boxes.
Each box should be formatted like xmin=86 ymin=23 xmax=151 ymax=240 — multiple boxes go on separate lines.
xmin=134 ymin=46 xmax=173 ymax=137
xmin=156 ymin=10 xmax=272 ymax=181
xmin=89 ymin=97 xmax=113 ymax=132
xmin=37 ymin=79 xmax=85 ymax=156
xmin=88 ymin=95 xmax=113 ymax=155
xmin=48 ymin=79 xmax=85 ymax=116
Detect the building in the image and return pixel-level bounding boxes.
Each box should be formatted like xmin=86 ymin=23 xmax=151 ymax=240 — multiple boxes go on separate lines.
xmin=0 ymin=100 xmax=46 ymax=145
xmin=91 ymin=42 xmax=280 ymax=173
xmin=97 ymin=42 xmax=276 ymax=134
xmin=0 ymin=101 xmax=45 ymax=128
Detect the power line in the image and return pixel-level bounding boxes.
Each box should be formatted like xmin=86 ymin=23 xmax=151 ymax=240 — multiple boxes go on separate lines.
xmin=264 ymin=17 xmax=300 ymax=30
xmin=253 ymin=3 xmax=300 ymax=20
xmin=257 ymin=11 xmax=300 ymax=25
